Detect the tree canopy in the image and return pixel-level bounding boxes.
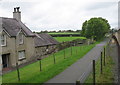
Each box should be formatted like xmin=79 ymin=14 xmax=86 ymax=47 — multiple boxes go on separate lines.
xmin=81 ymin=17 xmax=110 ymax=40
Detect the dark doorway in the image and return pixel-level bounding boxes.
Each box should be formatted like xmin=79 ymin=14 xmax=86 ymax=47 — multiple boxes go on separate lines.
xmin=2 ymin=54 xmax=10 ymax=68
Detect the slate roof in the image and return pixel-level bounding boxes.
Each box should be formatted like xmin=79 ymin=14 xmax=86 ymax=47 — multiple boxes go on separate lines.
xmin=34 ymin=33 xmax=59 ymax=47
xmin=1 ymin=17 xmax=59 ymax=47
xmin=1 ymin=17 xmax=34 ymax=37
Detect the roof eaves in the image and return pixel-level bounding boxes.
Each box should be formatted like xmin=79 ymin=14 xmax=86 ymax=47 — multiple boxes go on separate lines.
xmin=3 ymin=27 xmax=12 ymax=37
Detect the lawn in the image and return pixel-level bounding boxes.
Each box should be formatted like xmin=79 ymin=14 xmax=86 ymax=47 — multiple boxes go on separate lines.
xmin=54 ymin=37 xmax=86 ymax=42
xmin=85 ymin=53 xmax=115 ymax=83
xmin=2 ymin=43 xmax=97 ymax=84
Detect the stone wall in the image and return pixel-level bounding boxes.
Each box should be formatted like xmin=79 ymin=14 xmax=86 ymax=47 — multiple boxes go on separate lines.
xmin=35 ymin=45 xmax=57 ymax=58
xmin=56 ymin=39 xmax=90 ymax=51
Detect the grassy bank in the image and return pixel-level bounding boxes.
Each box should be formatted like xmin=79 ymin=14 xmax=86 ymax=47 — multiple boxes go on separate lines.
xmin=2 ymin=43 xmax=97 ymax=84
xmin=54 ymin=37 xmax=86 ymax=42
xmin=85 ymin=55 xmax=115 ymax=83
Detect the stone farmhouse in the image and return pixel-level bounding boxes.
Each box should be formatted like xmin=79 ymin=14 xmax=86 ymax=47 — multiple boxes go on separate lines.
xmin=0 ymin=7 xmax=59 ymax=70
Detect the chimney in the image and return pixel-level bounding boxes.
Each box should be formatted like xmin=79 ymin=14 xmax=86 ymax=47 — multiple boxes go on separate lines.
xmin=13 ymin=7 xmax=21 ymax=21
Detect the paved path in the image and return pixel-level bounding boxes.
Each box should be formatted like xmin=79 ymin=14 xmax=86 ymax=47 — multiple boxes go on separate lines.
xmin=45 ymin=41 xmax=106 ymax=84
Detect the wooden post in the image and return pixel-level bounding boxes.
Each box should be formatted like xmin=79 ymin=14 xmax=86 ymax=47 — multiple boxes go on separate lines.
xmin=71 ymin=46 xmax=72 ymax=56
xmin=76 ymin=80 xmax=80 ymax=85
xmin=63 ymin=41 xmax=66 ymax=59
xmin=64 ymin=49 xmax=66 ymax=59
xmin=76 ymin=47 xmax=77 ymax=55
xmin=101 ymin=52 xmax=103 ymax=74
xmin=104 ymin=47 xmax=106 ymax=66
xmin=93 ymin=60 xmax=95 ymax=85
xmin=39 ymin=59 xmax=42 ymax=71
xmin=81 ymin=46 xmax=83 ymax=50
xmin=53 ymin=53 xmax=56 ymax=64
xmin=16 ymin=63 xmax=20 ymax=81
xmin=38 ymin=57 xmax=42 ymax=71
xmin=106 ymin=45 xmax=108 ymax=57
xmin=80 ymin=47 xmax=81 ymax=51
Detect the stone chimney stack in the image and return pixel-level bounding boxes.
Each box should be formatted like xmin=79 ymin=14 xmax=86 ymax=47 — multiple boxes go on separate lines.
xmin=13 ymin=7 xmax=21 ymax=21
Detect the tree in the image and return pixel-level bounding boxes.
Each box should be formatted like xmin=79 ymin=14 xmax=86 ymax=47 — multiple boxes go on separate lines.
xmin=81 ymin=20 xmax=88 ymax=36
xmin=81 ymin=17 xmax=110 ymax=40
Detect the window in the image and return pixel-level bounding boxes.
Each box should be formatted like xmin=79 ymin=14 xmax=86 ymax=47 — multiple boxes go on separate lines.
xmin=0 ymin=34 xmax=6 ymax=46
xmin=18 ymin=51 xmax=25 ymax=60
xmin=19 ymin=33 xmax=23 ymax=44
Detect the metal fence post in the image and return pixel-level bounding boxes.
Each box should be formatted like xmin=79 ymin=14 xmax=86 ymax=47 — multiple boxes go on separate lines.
xmin=101 ymin=52 xmax=103 ymax=74
xmin=16 ymin=63 xmax=20 ymax=81
xmin=93 ymin=60 xmax=95 ymax=85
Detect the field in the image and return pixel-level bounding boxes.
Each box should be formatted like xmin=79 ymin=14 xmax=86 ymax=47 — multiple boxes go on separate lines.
xmin=54 ymin=37 xmax=86 ymax=42
xmin=2 ymin=43 xmax=97 ymax=84
xmin=85 ymin=55 xmax=115 ymax=83
xmin=48 ymin=32 xmax=80 ymax=35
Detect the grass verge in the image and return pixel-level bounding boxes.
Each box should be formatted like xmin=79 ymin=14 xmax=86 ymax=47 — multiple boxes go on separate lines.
xmin=85 ymin=55 xmax=115 ymax=83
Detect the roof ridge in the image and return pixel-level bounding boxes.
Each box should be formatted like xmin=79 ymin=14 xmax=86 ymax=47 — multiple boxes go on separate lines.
xmin=1 ymin=17 xmax=16 ymax=20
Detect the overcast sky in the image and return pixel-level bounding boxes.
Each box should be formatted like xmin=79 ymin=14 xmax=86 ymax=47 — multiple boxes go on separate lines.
xmin=0 ymin=0 xmax=119 ymax=32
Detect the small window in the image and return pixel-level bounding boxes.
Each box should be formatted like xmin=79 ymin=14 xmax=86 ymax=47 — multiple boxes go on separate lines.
xmin=18 ymin=51 xmax=25 ymax=60
xmin=19 ymin=33 xmax=23 ymax=44
xmin=0 ymin=34 xmax=6 ymax=46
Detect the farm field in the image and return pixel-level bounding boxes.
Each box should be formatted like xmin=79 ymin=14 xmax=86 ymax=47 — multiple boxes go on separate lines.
xmin=48 ymin=32 xmax=80 ymax=35
xmin=2 ymin=43 xmax=97 ymax=84
xmin=54 ymin=37 xmax=86 ymax=42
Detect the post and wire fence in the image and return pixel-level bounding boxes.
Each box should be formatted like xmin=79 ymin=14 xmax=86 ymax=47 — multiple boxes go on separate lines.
xmin=76 ymin=46 xmax=107 ymax=85
xmin=15 ymin=43 xmax=107 ymax=83
xmin=14 ymin=42 xmax=84 ymax=82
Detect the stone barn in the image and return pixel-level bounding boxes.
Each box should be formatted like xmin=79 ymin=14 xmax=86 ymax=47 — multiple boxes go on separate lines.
xmin=34 ymin=33 xmax=59 ymax=57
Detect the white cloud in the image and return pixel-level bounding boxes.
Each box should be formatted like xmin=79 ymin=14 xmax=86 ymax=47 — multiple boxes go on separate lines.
xmin=0 ymin=0 xmax=119 ymax=31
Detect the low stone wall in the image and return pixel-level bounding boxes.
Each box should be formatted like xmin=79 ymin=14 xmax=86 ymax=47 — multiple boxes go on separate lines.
xmin=56 ymin=39 xmax=91 ymax=51
xmin=35 ymin=45 xmax=57 ymax=57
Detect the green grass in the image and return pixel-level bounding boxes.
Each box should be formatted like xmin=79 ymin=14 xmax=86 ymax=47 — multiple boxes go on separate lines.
xmin=48 ymin=32 xmax=80 ymax=35
xmin=85 ymin=55 xmax=115 ymax=83
xmin=54 ymin=37 xmax=86 ymax=42
xmin=2 ymin=43 xmax=97 ymax=84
